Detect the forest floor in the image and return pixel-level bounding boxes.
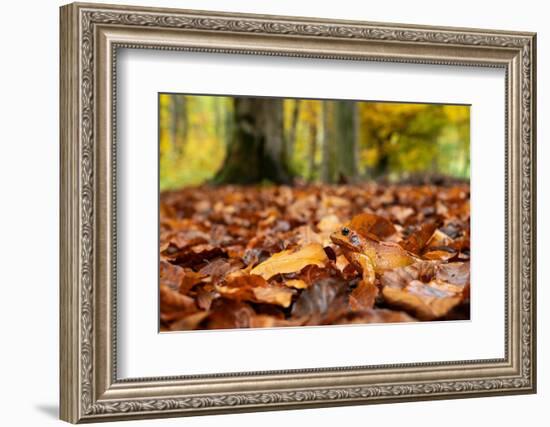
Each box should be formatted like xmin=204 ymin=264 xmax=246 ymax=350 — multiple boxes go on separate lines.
xmin=159 ymin=182 xmax=470 ymax=331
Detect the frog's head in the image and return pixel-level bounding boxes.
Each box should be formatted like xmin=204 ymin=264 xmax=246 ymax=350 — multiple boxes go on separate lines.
xmin=330 ymin=226 xmax=365 ymax=253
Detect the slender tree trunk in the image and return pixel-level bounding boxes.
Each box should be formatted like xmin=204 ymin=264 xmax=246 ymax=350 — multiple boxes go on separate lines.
xmin=334 ymin=100 xmax=358 ymax=182
xmin=372 ymin=136 xmax=389 ymax=179
xmin=307 ymin=120 xmax=318 ymax=182
xmin=285 ymin=100 xmax=301 ymax=166
xmin=214 ymin=97 xmax=225 ymax=140
xmin=321 ymin=102 xmax=332 ymax=183
xmin=214 ymin=98 xmax=292 ymax=184
xmin=170 ymin=96 xmax=178 ymax=154
xmin=170 ymin=95 xmax=187 ymax=155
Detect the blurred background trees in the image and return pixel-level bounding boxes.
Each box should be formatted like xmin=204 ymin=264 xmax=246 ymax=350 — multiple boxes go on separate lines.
xmin=159 ymin=94 xmax=470 ymax=191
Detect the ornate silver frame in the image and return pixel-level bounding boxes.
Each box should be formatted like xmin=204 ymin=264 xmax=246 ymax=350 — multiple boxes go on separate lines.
xmin=60 ymin=2 xmax=537 ymax=423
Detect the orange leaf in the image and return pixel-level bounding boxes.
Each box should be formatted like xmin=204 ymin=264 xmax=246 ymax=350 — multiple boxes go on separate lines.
xmin=250 ymin=243 xmax=328 ymax=280
xmin=348 ymin=212 xmax=396 ymax=240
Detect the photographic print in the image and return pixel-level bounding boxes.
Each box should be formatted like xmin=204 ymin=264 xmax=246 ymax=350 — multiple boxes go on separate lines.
xmin=159 ymin=94 xmax=471 ymax=331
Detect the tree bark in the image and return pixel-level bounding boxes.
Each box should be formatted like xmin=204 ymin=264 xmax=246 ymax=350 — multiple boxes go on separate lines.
xmin=170 ymin=95 xmax=187 ymax=155
xmin=307 ymin=120 xmax=318 ymax=182
xmin=320 ymin=102 xmax=332 ymax=183
xmin=285 ymin=100 xmax=301 ymax=165
xmin=214 ymin=97 xmax=292 ymax=184
xmin=334 ymin=100 xmax=358 ymax=182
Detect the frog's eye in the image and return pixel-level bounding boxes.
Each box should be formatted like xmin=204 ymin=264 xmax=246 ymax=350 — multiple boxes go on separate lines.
xmin=341 ymin=227 xmax=350 ymax=236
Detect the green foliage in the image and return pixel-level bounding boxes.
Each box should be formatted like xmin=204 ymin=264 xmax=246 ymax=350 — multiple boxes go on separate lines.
xmin=159 ymin=94 xmax=470 ymax=190
xmin=159 ymin=94 xmax=231 ymax=191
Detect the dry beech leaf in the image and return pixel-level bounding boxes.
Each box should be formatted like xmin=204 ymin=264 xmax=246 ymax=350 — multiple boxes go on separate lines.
xmin=291 ymin=277 xmax=348 ymax=324
xmin=205 ymin=299 xmax=256 ymax=329
xmin=334 ymin=308 xmax=417 ymax=325
xmin=422 ymin=248 xmax=456 ymax=261
xmin=426 ymin=229 xmax=453 ymax=248
xmin=283 ymin=279 xmax=308 ymax=289
xmin=382 ymin=280 xmax=463 ymax=320
xmin=331 ymin=228 xmax=415 ymax=273
xmin=250 ymin=243 xmax=328 ymax=280
xmin=348 ymin=212 xmax=396 ymax=240
xmin=380 ymin=261 xmax=469 ymax=320
xmin=349 ymin=280 xmax=378 ymax=311
xmin=214 ymin=274 xmax=294 ymax=308
xmin=159 ymin=260 xmax=185 ymax=291
xmin=436 ymin=262 xmax=470 ymax=286
xmin=400 ymin=221 xmax=438 ymax=254
xmin=178 ymin=269 xmax=206 ymax=294
xmin=252 ymin=286 xmax=293 ymax=308
xmin=159 ymin=284 xmax=195 ymax=311
xmin=169 ymin=311 xmax=209 ymax=331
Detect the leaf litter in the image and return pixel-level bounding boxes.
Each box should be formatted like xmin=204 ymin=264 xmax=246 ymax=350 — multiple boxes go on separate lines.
xmin=159 ymin=183 xmax=470 ymax=331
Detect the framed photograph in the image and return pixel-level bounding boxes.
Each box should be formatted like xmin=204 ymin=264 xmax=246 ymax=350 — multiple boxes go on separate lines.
xmin=60 ymin=2 xmax=537 ymax=423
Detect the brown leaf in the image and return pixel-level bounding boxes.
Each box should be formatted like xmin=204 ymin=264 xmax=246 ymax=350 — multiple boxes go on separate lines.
xmin=400 ymin=221 xmax=438 ymax=254
xmin=205 ymin=299 xmax=256 ymax=329
xmin=334 ymin=308 xmax=417 ymax=325
xmin=435 ymin=262 xmax=470 ymax=286
xmin=198 ymin=257 xmax=243 ymax=281
xmin=169 ymin=311 xmax=209 ymax=331
xmin=380 ymin=262 xmax=468 ymax=320
xmin=331 ymin=229 xmax=416 ymax=273
xmin=422 ymin=248 xmax=456 ymax=261
xmin=291 ymin=277 xmax=349 ymax=324
xmin=178 ymin=269 xmax=206 ymax=294
xmin=173 ymin=245 xmax=226 ymax=269
xmin=159 ymin=260 xmax=185 ymax=291
xmin=215 ymin=274 xmax=294 ymax=308
xmin=250 ymin=243 xmax=328 ymax=280
xmin=283 ymin=279 xmax=308 ymax=289
xmin=159 ymin=284 xmax=195 ymax=311
xmin=348 ymin=212 xmax=396 ymax=240
xmin=252 ymin=286 xmax=294 ymax=308
xmin=349 ymin=280 xmax=378 ymax=311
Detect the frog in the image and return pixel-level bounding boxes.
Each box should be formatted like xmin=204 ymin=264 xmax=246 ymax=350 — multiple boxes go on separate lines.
xmin=330 ymin=225 xmax=416 ymax=282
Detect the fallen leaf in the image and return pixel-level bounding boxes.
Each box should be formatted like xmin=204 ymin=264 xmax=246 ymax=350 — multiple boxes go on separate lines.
xmin=159 ymin=284 xmax=195 ymax=311
xmin=348 ymin=212 xmax=396 ymax=240
xmin=334 ymin=308 xmax=417 ymax=325
xmin=331 ymin=228 xmax=415 ymax=273
xmin=349 ymin=279 xmax=378 ymax=311
xmin=283 ymin=279 xmax=308 ymax=289
xmin=252 ymin=286 xmax=293 ymax=308
xmin=380 ymin=262 xmax=468 ymax=320
xmin=169 ymin=311 xmax=209 ymax=331
xmin=381 ymin=280 xmax=462 ymax=320
xmin=205 ymin=299 xmax=256 ymax=329
xmin=179 ymin=269 xmax=206 ymax=294
xmin=251 ymin=243 xmax=328 ymax=280
xmin=159 ymin=260 xmax=185 ymax=291
xmin=423 ymin=248 xmax=456 ymax=261
xmin=291 ymin=277 xmax=349 ymax=324
xmin=400 ymin=221 xmax=438 ymax=254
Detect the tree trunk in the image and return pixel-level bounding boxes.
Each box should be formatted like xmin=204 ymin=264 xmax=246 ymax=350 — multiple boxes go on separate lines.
xmin=307 ymin=120 xmax=318 ymax=182
xmin=371 ymin=136 xmax=389 ymax=179
xmin=170 ymin=95 xmax=187 ymax=155
xmin=334 ymin=101 xmax=358 ymax=182
xmin=285 ymin=100 xmax=301 ymax=165
xmin=320 ymin=102 xmax=332 ymax=183
xmin=214 ymin=98 xmax=292 ymax=184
